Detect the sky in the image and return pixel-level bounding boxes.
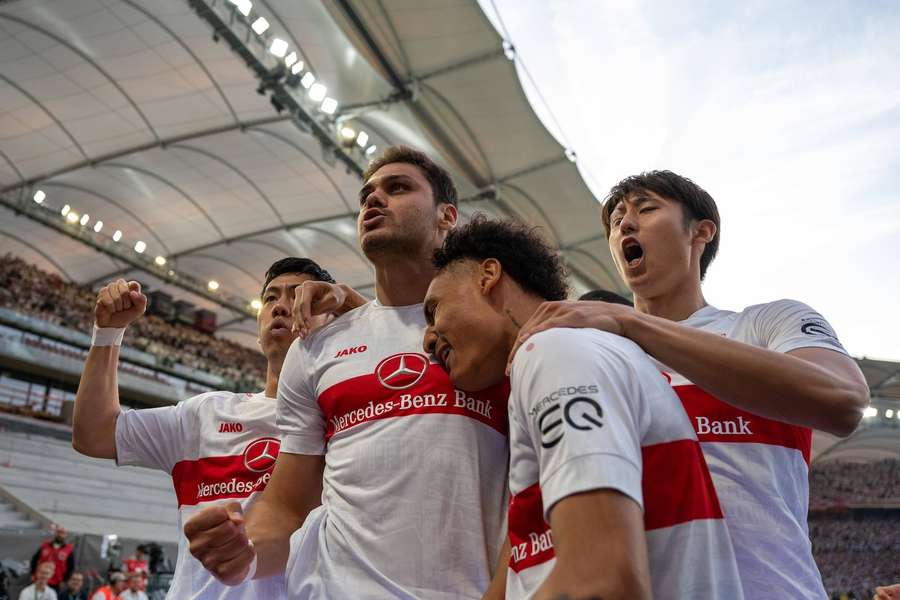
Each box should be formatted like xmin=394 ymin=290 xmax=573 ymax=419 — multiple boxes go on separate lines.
xmin=482 ymin=0 xmax=900 ymax=361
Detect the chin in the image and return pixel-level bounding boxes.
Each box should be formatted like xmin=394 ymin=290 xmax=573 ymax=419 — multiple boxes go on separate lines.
xmin=450 ymin=364 xmax=502 ymax=393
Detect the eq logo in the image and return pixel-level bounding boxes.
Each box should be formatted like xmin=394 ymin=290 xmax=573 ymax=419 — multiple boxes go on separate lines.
xmin=375 ymin=353 xmax=429 ymax=390
xmin=243 ymin=437 xmax=280 ymax=473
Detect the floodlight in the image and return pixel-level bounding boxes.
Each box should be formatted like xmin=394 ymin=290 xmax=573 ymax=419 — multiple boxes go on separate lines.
xmin=134 ymin=240 xmax=146 ymax=254
xmin=284 ymin=52 xmax=298 ymax=67
xmin=66 ymin=211 xmax=79 ymax=224
xmin=61 ymin=204 xmax=71 ymax=216
xmin=80 ymin=213 xmax=90 ymax=226
xmin=269 ymin=38 xmax=288 ymax=58
xmin=366 ymin=145 xmax=377 ymax=156
xmin=250 ymin=298 xmax=263 ymax=311
xmin=234 ymin=0 xmax=252 ymax=17
xmin=300 ymin=72 xmax=315 ymax=89
xmin=93 ymin=220 xmax=103 ymax=233
xmin=887 ymin=409 xmax=895 ymax=419
xmin=251 ymin=17 xmax=269 ymax=35
xmin=208 ymin=280 xmax=220 ymax=291
xmin=356 ymin=131 xmax=369 ymax=147
xmin=33 ymin=190 xmax=45 ymax=204
xmin=155 ymin=256 xmax=167 ymax=266
xmin=308 ymin=83 xmax=326 ymax=102
xmin=863 ymin=406 xmax=878 ymax=418
xmin=112 ymin=230 xmax=122 ymax=242
xmin=341 ymin=126 xmax=356 ymax=140
xmin=320 ymin=97 xmax=338 ymax=114
xmin=291 ymin=62 xmax=304 ymax=75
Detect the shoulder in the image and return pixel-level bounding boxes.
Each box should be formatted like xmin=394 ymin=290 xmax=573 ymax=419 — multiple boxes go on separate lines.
xmin=514 ymin=328 xmax=642 ymax=372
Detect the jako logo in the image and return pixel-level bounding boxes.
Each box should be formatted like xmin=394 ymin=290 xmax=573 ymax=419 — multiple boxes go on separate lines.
xmin=335 ymin=345 xmax=368 ymax=358
xmin=218 ymin=422 xmax=243 ymax=433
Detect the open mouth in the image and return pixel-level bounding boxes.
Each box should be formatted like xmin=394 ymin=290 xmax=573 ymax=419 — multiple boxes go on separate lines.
xmin=622 ymin=238 xmax=644 ymax=269
xmin=269 ymin=318 xmax=291 ymax=334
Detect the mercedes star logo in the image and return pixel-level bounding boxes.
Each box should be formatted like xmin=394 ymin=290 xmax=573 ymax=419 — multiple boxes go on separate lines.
xmin=243 ymin=437 xmax=280 ymax=473
xmin=375 ymin=352 xmax=430 ymax=390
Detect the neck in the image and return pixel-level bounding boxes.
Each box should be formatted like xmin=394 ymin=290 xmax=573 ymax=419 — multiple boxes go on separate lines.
xmin=372 ymin=252 xmax=436 ymax=306
xmin=264 ymin=358 xmax=282 ymax=398
xmin=35 ymin=582 xmax=46 ymax=591
xmin=501 ymin=291 xmax=545 ymax=355
xmin=634 ymin=276 xmax=706 ymax=322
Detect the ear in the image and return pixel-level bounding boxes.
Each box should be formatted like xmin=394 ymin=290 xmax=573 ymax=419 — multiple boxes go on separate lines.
xmin=693 ymin=219 xmax=716 ymax=245
xmin=437 ymin=202 xmax=458 ymax=232
xmin=477 ymin=258 xmax=503 ymax=297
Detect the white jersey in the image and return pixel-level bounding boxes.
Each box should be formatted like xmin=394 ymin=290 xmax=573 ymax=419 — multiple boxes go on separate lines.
xmin=507 ymin=328 xmax=743 ymax=600
xmin=116 ymin=391 xmax=285 ymax=600
xmin=665 ymin=300 xmax=847 ymax=600
xmin=277 ymin=301 xmax=509 ymax=599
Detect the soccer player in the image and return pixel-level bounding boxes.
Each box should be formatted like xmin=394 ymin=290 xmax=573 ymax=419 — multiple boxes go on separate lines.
xmin=508 ymin=171 xmax=870 ymax=599
xmin=72 ymin=257 xmax=337 ymax=600
xmin=185 ymin=147 xmax=509 ymax=598
xmin=421 ymin=216 xmax=743 ymax=599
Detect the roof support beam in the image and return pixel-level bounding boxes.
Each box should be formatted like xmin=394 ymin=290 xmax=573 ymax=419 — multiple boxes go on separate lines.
xmin=415 ymin=48 xmax=506 ymax=83
xmin=0 ymin=193 xmax=256 ymax=319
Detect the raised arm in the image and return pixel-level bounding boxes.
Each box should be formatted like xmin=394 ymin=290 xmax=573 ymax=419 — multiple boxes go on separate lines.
xmin=72 ymin=279 xmax=147 ymax=458
xmin=184 ymin=452 xmax=324 ymax=584
xmin=511 ymin=301 xmax=868 ymax=437
xmin=536 ymin=490 xmax=649 ymax=600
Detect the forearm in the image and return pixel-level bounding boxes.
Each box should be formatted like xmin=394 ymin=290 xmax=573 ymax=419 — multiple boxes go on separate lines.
xmin=623 ymin=312 xmax=867 ymax=435
xmin=245 ymin=485 xmax=319 ymax=579
xmin=72 ymin=345 xmax=122 ymax=458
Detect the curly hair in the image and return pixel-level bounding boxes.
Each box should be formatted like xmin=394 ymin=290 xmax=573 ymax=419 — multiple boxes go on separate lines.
xmin=433 ymin=215 xmax=568 ymax=301
xmin=363 ymin=145 xmax=458 ymax=207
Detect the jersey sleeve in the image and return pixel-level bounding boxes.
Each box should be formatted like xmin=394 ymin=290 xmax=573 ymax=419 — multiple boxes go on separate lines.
xmin=277 ymin=339 xmax=326 ymax=455
xmin=510 ymin=328 xmax=647 ymax=520
xmin=115 ymin=396 xmax=196 ymax=472
xmin=749 ymin=299 xmax=847 ymax=355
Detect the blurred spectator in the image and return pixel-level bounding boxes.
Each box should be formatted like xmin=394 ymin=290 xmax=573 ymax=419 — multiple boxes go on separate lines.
xmin=810 ymin=459 xmax=900 ymax=504
xmin=811 ymin=512 xmax=900 ymax=597
xmin=89 ymin=572 xmax=126 ymax=600
xmin=30 ymin=526 xmax=73 ymax=590
xmin=18 ymin=562 xmax=57 ymax=600
xmin=117 ymin=574 xmax=147 ymax=600
xmin=0 ymin=254 xmax=265 ymax=389
xmin=58 ymin=572 xmax=87 ymax=600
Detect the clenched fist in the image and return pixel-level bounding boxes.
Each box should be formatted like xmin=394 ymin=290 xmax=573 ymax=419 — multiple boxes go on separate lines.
xmin=95 ymin=279 xmax=147 ymax=328
xmin=184 ymin=502 xmax=256 ymax=586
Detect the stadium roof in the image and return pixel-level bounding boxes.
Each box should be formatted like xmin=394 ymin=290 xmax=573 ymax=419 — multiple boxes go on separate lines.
xmin=0 ymin=0 xmax=623 ymax=346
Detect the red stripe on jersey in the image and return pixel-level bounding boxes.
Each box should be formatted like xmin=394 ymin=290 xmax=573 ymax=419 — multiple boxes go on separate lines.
xmin=318 ymin=364 xmax=508 ymax=440
xmin=507 ymin=439 xmax=722 ymax=572
xmin=171 ymin=439 xmax=279 ymax=507
xmin=674 ymin=384 xmax=812 ymax=464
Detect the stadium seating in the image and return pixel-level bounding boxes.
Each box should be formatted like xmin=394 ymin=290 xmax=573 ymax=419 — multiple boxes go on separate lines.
xmin=0 ymin=431 xmax=177 ymax=543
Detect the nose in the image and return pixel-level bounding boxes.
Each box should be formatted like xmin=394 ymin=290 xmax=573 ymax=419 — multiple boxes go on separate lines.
xmin=618 ymin=208 xmax=639 ymax=236
xmin=423 ymin=326 xmax=438 ymax=356
xmin=362 ymin=188 xmax=387 ymax=210
xmin=272 ymin=294 xmax=291 ymax=317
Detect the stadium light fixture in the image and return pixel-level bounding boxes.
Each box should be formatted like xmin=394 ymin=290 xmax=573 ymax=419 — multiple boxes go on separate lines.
xmin=112 ymin=230 xmax=123 ymax=242
xmin=300 ymin=72 xmax=315 ymax=89
xmin=565 ymin=149 xmax=577 ymax=162
xmin=269 ymin=38 xmax=288 ymax=58
xmin=251 ymin=16 xmax=269 ymax=35
xmin=232 ymin=0 xmax=252 ymax=17
xmin=66 ymin=211 xmax=79 ymax=224
xmin=79 ymin=213 xmax=90 ymax=226
xmin=320 ymin=97 xmax=338 ymax=115
xmin=93 ymin=220 xmax=103 ymax=233
xmin=208 ymin=280 xmax=220 ymax=291
xmin=61 ymin=204 xmax=71 ymax=217
xmin=155 ymin=256 xmax=167 ymax=266
xmin=863 ymin=406 xmax=878 ymax=418
xmin=291 ymin=62 xmax=304 ymax=75
xmin=366 ymin=145 xmax=377 ymax=156
xmin=356 ymin=131 xmax=369 ymax=148
xmin=308 ymin=83 xmax=327 ymax=102
xmin=340 ymin=126 xmax=356 ymax=140
xmin=284 ymin=52 xmax=298 ymax=68
xmin=502 ymin=41 xmax=516 ymax=61
xmin=887 ymin=409 xmax=895 ymax=419
xmin=134 ymin=240 xmax=147 ymax=254
xmin=250 ymin=298 xmax=263 ymax=311
xmin=33 ymin=190 xmax=46 ymax=204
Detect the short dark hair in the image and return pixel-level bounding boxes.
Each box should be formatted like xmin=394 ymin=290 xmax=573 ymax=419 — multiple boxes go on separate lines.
xmin=578 ymin=289 xmax=633 ymax=306
xmin=601 ymin=170 xmax=720 ymax=279
xmin=363 ymin=145 xmax=458 ymax=207
xmin=433 ymin=215 xmax=568 ymax=301
xmin=261 ymin=257 xmax=335 ymax=297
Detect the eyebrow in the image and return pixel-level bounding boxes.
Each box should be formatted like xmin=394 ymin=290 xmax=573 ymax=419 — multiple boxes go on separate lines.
xmin=262 ymin=282 xmax=303 ymax=297
xmin=611 ymin=194 xmax=654 ymax=215
xmin=358 ymin=174 xmax=416 ymax=204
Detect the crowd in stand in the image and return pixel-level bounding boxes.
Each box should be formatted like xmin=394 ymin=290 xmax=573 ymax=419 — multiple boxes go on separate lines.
xmin=0 ymin=254 xmax=265 ymax=390
xmin=811 ymin=513 xmax=900 ymax=599
xmin=811 ymin=459 xmax=900 ymax=504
